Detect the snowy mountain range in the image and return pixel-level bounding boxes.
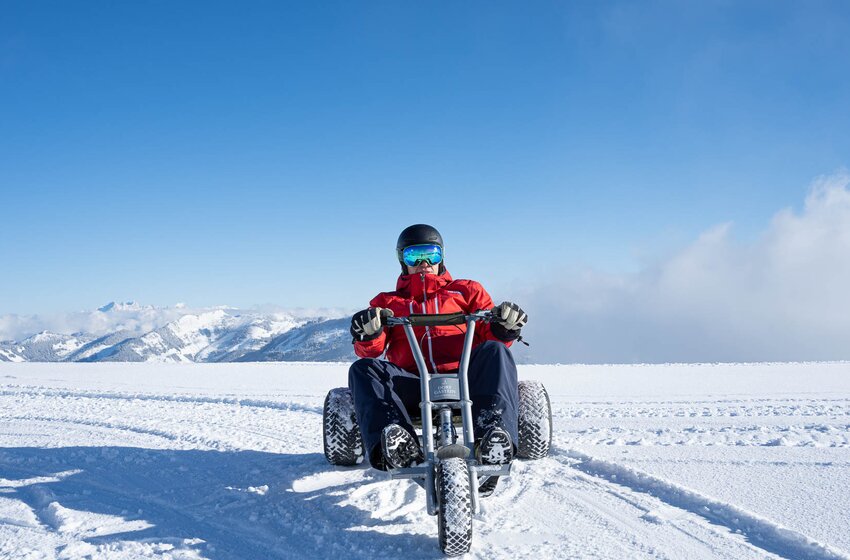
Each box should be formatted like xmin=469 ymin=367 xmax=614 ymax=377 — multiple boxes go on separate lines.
xmin=0 ymin=302 xmax=355 ymax=363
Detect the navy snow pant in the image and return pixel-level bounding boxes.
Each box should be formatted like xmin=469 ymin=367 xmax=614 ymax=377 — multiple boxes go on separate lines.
xmin=348 ymin=340 xmax=519 ymax=469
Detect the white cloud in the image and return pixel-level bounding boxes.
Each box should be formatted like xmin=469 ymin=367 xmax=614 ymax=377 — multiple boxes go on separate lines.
xmin=0 ymin=304 xmax=190 ymax=341
xmin=518 ymin=171 xmax=850 ymax=363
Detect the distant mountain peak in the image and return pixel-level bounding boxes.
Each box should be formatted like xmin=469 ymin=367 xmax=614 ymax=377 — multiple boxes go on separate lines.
xmin=97 ymin=301 xmax=145 ymax=313
xmin=26 ymin=331 xmax=63 ymax=342
xmin=0 ymin=305 xmax=357 ymax=363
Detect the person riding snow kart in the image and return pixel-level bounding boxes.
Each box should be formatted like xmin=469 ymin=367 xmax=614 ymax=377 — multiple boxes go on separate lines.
xmin=348 ymin=224 xmax=528 ymax=477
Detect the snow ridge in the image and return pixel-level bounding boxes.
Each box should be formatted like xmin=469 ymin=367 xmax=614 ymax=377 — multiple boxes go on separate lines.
xmin=564 ymin=448 xmax=850 ymax=560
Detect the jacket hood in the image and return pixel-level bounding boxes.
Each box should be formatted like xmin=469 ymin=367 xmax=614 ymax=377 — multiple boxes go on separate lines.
xmin=396 ymin=269 xmax=453 ymax=301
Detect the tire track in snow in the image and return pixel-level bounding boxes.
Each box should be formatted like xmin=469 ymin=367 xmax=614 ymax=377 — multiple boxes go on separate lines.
xmin=561 ymin=423 xmax=850 ymax=448
xmin=562 ymin=462 xmax=769 ymax=559
xmin=0 ymin=386 xmax=322 ymax=415
xmin=1 ymin=388 xmax=324 ymax=453
xmin=555 ymin=400 xmax=850 ymax=420
xmin=2 ymin=415 xmax=234 ymax=451
xmin=555 ymin=397 xmax=850 ymax=407
xmin=558 ymin=448 xmax=850 ymax=560
xmin=481 ymin=458 xmax=774 ymax=560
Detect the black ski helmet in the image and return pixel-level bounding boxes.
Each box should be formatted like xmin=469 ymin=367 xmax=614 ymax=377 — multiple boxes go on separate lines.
xmin=396 ymin=224 xmax=445 ymax=274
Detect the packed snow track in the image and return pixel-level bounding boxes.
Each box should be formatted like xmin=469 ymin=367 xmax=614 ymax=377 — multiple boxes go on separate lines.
xmin=1 ymin=362 xmax=849 ymax=559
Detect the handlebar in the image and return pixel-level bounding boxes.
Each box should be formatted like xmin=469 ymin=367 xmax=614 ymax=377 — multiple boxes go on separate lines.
xmin=384 ymin=310 xmax=493 ymax=327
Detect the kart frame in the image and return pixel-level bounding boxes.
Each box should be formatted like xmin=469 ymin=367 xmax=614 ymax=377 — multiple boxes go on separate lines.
xmin=383 ymin=310 xmax=512 ymax=515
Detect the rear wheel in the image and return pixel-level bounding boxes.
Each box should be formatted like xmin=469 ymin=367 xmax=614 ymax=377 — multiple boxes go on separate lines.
xmin=322 ymin=388 xmax=364 ymax=466
xmin=437 ymin=457 xmax=473 ymax=556
xmin=517 ymin=380 xmax=552 ymax=459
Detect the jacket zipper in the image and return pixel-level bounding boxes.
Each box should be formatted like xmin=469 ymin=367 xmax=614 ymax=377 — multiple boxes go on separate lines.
xmin=421 ymin=272 xmax=438 ymax=372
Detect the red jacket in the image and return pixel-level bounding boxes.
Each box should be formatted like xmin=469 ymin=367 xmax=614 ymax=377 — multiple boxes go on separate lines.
xmin=353 ymin=270 xmax=512 ymax=373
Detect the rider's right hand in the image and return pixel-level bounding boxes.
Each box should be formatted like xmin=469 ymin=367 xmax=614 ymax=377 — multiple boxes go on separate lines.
xmin=351 ymin=307 xmax=386 ymax=341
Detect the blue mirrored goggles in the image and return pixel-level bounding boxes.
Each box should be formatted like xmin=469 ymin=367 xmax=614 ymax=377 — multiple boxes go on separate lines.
xmin=401 ymin=244 xmax=443 ymax=267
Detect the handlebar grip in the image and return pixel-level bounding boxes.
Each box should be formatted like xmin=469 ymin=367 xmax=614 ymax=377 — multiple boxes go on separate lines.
xmin=407 ymin=313 xmax=467 ymax=326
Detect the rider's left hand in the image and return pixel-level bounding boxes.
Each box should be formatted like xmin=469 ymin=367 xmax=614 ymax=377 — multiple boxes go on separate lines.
xmin=492 ymin=301 xmax=528 ymax=332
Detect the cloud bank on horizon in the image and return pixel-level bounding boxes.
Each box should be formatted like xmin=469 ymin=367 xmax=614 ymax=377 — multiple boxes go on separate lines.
xmin=4 ymin=172 xmax=850 ymax=363
xmin=0 ymin=302 xmax=203 ymax=343
xmin=518 ymin=171 xmax=850 ymax=363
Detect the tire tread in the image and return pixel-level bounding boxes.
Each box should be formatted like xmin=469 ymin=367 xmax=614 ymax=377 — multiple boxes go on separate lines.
xmin=323 ymin=388 xmax=364 ymax=466
xmin=517 ymin=380 xmax=552 ymax=459
xmin=437 ymin=457 xmax=472 ymax=556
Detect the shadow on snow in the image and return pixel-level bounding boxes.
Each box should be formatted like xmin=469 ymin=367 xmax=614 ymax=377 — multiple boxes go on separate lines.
xmin=0 ymin=446 xmax=438 ymax=559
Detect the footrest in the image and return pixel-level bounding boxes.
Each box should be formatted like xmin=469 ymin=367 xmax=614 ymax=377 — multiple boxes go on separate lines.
xmin=471 ymin=463 xmax=512 ymax=477
xmin=387 ymin=464 xmax=430 ymax=480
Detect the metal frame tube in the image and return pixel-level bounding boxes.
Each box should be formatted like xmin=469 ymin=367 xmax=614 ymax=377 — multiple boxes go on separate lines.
xmin=438 ymin=407 xmax=453 ymax=448
xmin=402 ymin=323 xmax=435 ymax=459
xmin=456 ymin=319 xmax=477 ymax=453
xmin=401 ymin=322 xmax=437 ymax=515
xmin=457 ymin=319 xmax=481 ymax=513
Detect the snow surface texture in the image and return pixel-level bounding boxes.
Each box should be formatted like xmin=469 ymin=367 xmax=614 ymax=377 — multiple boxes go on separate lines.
xmin=1 ymin=361 xmax=849 ymax=559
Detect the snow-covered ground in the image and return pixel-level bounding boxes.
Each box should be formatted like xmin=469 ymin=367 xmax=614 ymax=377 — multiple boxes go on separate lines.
xmin=1 ymin=361 xmax=849 ymax=559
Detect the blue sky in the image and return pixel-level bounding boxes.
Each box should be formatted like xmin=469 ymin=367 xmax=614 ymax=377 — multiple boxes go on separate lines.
xmin=2 ymin=1 xmax=849 ymax=317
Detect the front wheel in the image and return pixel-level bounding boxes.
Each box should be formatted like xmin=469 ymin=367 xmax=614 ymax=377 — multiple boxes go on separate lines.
xmin=437 ymin=458 xmax=473 ymax=556
xmin=517 ymin=380 xmax=553 ymax=459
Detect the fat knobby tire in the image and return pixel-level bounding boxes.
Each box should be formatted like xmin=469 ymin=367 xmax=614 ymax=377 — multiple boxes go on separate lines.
xmin=437 ymin=457 xmax=473 ymax=556
xmin=517 ymin=380 xmax=553 ymax=459
xmin=322 ymin=387 xmax=364 ymax=466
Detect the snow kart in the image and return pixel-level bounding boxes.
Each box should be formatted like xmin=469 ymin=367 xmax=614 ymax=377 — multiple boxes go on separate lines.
xmin=323 ymin=310 xmax=553 ymax=556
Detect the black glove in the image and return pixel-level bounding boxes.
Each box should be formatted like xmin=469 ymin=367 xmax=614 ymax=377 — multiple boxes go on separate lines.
xmin=351 ymin=307 xmax=392 ymax=341
xmin=490 ymin=301 xmax=527 ymax=341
